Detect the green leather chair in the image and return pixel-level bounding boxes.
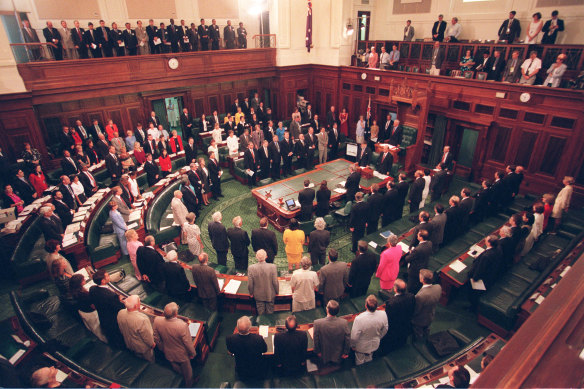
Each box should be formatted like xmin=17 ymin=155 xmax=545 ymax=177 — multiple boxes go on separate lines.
xmin=145 ymin=181 xmax=181 ymax=243
xmin=400 ymin=126 xmax=418 ymax=154
xmin=10 ymin=216 xmax=48 ymax=284
xmin=86 ymin=194 xmax=120 ymax=265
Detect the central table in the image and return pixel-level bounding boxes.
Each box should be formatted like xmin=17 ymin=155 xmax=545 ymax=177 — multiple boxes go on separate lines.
xmin=251 ymin=159 xmax=390 ymax=231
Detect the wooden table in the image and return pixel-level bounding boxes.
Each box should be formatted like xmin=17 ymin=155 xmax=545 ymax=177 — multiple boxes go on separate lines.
xmin=251 ymin=159 xmax=391 ymax=231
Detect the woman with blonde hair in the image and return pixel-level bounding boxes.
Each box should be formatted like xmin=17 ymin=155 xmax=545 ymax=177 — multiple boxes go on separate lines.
xmin=183 ymin=212 xmax=203 ymax=258
xmin=283 ymin=218 xmax=305 ymax=271
xmin=552 ymin=176 xmax=574 ymax=232
xmin=125 ymin=229 xmax=143 ymax=279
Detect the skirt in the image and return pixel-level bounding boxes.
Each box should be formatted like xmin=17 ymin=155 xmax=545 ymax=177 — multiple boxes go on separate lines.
xmin=286 ymin=252 xmax=302 ymax=266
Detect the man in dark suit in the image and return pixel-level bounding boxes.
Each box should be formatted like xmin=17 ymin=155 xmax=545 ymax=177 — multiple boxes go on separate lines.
xmin=319 ymin=249 xmax=348 ymax=304
xmin=469 ymin=235 xmax=503 ymax=293
xmin=243 ymin=142 xmax=259 ymax=187
xmin=180 ymin=177 xmax=199 ymax=216
xmin=485 ymin=50 xmax=506 ymax=81
xmin=207 ymin=152 xmax=222 ymax=198
xmin=60 ymin=150 xmax=79 ymax=176
xmin=376 ymin=145 xmax=393 ymax=176
xmin=328 ymin=122 xmax=340 ymax=160
xmin=83 ymin=22 xmax=101 ymax=58
xmin=386 ymin=119 xmax=403 ymax=146
xmin=198 ymin=19 xmax=209 ymax=51
xmin=89 ymin=270 xmax=125 ymax=346
xmin=274 ymin=316 xmax=308 ymax=376
xmin=326 ymin=106 xmax=338 ymax=129
xmin=226 ymin=316 xmax=267 ymax=381
xmin=459 ymin=188 xmax=475 ymax=228
xmin=52 ymin=191 xmax=73 ymax=228
xmin=251 ymin=217 xmax=278 ymax=263
xmin=105 ymin=146 xmax=122 ymax=186
xmin=542 ymin=10 xmax=564 ymax=44
xmin=162 ymin=252 xmax=191 ymax=299
xmin=122 ymin=23 xmax=138 ymax=56
xmin=367 ymin=183 xmax=384 ymax=234
xmin=191 ymin=253 xmax=221 ymax=310
xmin=224 ymin=20 xmax=236 ymax=49
xmin=349 ymin=192 xmax=368 ymax=253
xmin=43 ymin=21 xmax=63 ymax=60
xmin=258 ymin=140 xmax=271 ymax=179
xmin=432 ymin=15 xmax=447 ymax=41
xmin=237 ymin=22 xmax=247 ymax=48
xmin=490 ymin=171 xmax=506 ymax=210
xmin=13 ymin=169 xmax=37 ymax=205
xmin=146 ymin=19 xmax=159 ymax=54
xmin=411 ymin=269 xmax=441 ymax=339
xmin=348 ymin=241 xmax=378 ymax=297
xmin=430 ymin=163 xmax=448 ymax=201
xmin=90 ymin=119 xmax=105 ymax=141
xmin=430 ymin=41 xmax=445 ymax=74
xmin=396 ymin=173 xmax=409 ymax=214
xmin=280 ymin=132 xmax=294 ymax=176
xmin=498 ymin=11 xmax=521 ymax=43
xmin=177 ymin=20 xmax=189 ymax=52
xmin=502 ymin=165 xmax=518 ymax=205
xmin=498 ymin=226 xmax=515 ymax=269
xmin=267 ymin=135 xmax=281 ymax=179
xmin=344 ymin=164 xmax=361 ymax=203
xmin=208 ymin=212 xmax=229 ymax=266
xmin=410 ymin=211 xmax=434 ymax=249
xmin=95 ymin=20 xmax=113 ymax=57
xmin=144 ymin=153 xmax=160 ymax=187
xmin=408 ymin=170 xmax=425 ymax=214
xmin=187 ymin=163 xmax=204 ymax=207
xmin=59 ymin=126 xmax=74 ymax=153
xmin=294 ymin=134 xmax=309 ymax=170
xmin=109 ymin=23 xmax=124 ymax=56
xmin=305 ymin=128 xmax=317 ymax=170
xmin=501 ymin=50 xmax=522 ymax=83
xmin=137 ymin=236 xmax=166 ymax=288
xmin=403 ymin=230 xmax=432 ymax=294
xmin=313 ymin=300 xmax=350 ymax=365
xmin=308 ymin=218 xmax=331 ymax=266
xmin=133 ymin=123 xmax=146 ymax=146
xmin=166 ymin=19 xmax=179 ymax=53
xmin=381 ymin=279 xmax=415 ymax=351
xmin=21 ymin=20 xmax=42 ymax=61
xmin=143 ymin=134 xmax=158 ymax=158
xmin=147 ymin=111 xmax=161 ymax=129
xmin=298 ymin=180 xmax=315 ymax=222
xmin=380 ymin=114 xmax=393 ymax=141
xmin=227 ymin=216 xmax=250 ymax=271
xmin=439 ymin=145 xmax=454 ymax=171
xmin=209 ymin=19 xmax=220 ymax=50
xmin=444 ymin=196 xmax=464 ymax=244
xmin=156 ymin=22 xmax=169 ymax=53
xmin=382 ymin=182 xmax=400 ymax=226
xmin=71 ymin=20 xmax=87 ymax=59
xmin=78 ymin=165 xmax=99 ymax=197
xmin=39 ymin=207 xmax=64 ymax=241
xmin=58 ymin=175 xmax=78 ymax=210
xmin=184 ymin=137 xmax=197 ymax=165
xmin=356 ymin=142 xmax=371 ymax=167
xmin=473 ymin=180 xmax=493 ymax=222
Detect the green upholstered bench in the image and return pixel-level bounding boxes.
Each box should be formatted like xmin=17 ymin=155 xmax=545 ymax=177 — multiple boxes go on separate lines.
xmin=232 ymin=158 xmax=248 ymax=184
xmin=10 ymin=291 xmax=184 ymax=387
xmin=86 ymin=193 xmax=120 ymax=265
xmin=145 ymin=180 xmax=181 ymax=244
xmin=11 ymin=216 xmax=48 ymax=285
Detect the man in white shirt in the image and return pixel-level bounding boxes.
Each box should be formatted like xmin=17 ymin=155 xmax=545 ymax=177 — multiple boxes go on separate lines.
xmin=147 ymin=123 xmax=160 ymax=140
xmin=445 ymin=17 xmax=461 ymax=42
xmin=350 ymin=295 xmax=388 ymax=365
xmin=379 ymin=46 xmax=390 ymax=70
xmin=519 ymin=50 xmax=542 ymax=85
xmin=403 ymin=20 xmax=415 ymax=41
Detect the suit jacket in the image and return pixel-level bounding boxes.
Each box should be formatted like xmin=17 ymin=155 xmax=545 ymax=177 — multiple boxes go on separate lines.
xmin=319 ymin=261 xmax=348 ymax=302
xmin=356 ymin=146 xmax=371 ymax=167
xmin=384 ymin=293 xmax=415 ymax=345
xmin=367 ymin=192 xmax=384 ymax=225
xmin=258 ymin=146 xmax=270 ymax=172
xmin=498 ymin=18 xmax=521 ymax=43
xmin=460 ymin=197 xmax=475 ymax=225
xmin=113 ymin=195 xmax=130 ymax=222
xmin=430 ymin=170 xmax=447 ymax=196
xmin=349 ymin=201 xmax=368 ymax=233
xmin=251 ymin=228 xmax=278 ymax=262
xmin=326 ymin=111 xmax=338 ymax=128
xmin=274 ymin=330 xmax=308 ymax=375
xmin=502 ymin=57 xmax=522 ymax=83
xmin=308 ymin=229 xmax=330 ymax=257
xmin=191 ymin=263 xmax=220 ymax=300
xmin=294 ymin=140 xmax=309 ymax=160
xmin=412 ymin=284 xmax=442 ymax=328
xmin=376 ymin=152 xmax=393 ymax=175
xmin=409 ymin=177 xmax=425 ymax=205
xmin=397 ymin=180 xmax=409 ymax=206
xmin=383 ymin=188 xmax=401 ymax=221
xmin=267 ymin=141 xmax=281 ymax=167
xmin=180 ymin=185 xmax=198 ymax=214
xmin=153 ymin=316 xmax=196 ymax=363
xmin=83 ymin=29 xmax=99 ymax=49
xmin=542 ymin=18 xmax=564 ymax=44
xmin=410 ymin=222 xmax=434 ymax=248
xmin=208 ymin=221 xmax=229 ymax=251
xmin=444 ymin=205 xmax=465 ymax=242
xmin=144 ymin=161 xmax=160 ymax=187
xmin=52 ymin=199 xmax=72 ymax=228
xmin=136 ymin=246 xmax=165 ymax=286
xmin=95 ymin=26 xmax=111 ymax=47
xmin=431 ymin=47 xmax=446 ymax=69
xmin=226 ymin=333 xmax=267 ymax=380
xmin=403 ymin=25 xmax=415 ymax=41
xmin=58 ymin=183 xmax=77 ymax=210
xmin=345 ymin=171 xmax=361 ymax=202
xmin=61 ymin=156 xmax=79 ymax=176
xmin=147 ymin=115 xmax=161 ymax=128
xmin=227 ymin=227 xmax=250 ymax=259
xmin=298 ymin=188 xmax=315 ymax=221
xmin=163 ymin=261 xmax=190 ymax=297
xmin=485 ymin=56 xmax=506 ymax=81
xmin=43 ymin=27 xmax=62 ymax=47
xmin=328 ymin=127 xmax=339 ymax=149
xmin=12 ymin=177 xmax=36 ymax=204
xmin=105 ymin=153 xmax=122 ymax=179
xmin=432 ymin=21 xmax=447 ymax=41
xmin=387 ymin=125 xmax=403 ymax=145
xmin=89 ymin=285 xmax=124 ymax=342
xmin=470 ymin=247 xmax=503 ymax=288
xmin=243 ymin=148 xmax=259 ymax=171
xmin=289 ymin=120 xmax=301 ymax=141
xmin=490 ymin=179 xmax=506 ymax=207
xmin=403 ymin=241 xmax=432 ymax=273
xmin=313 ymin=316 xmax=350 ymax=364
xmin=122 ymin=29 xmax=138 ymax=48
xmin=39 ymin=216 xmax=64 ymax=241
xmin=348 ymin=251 xmax=378 ymax=297
xmin=430 ymin=213 xmax=447 ymax=247
xmin=248 ymin=261 xmax=279 ymax=302
xmin=184 ymin=143 xmax=197 ymax=164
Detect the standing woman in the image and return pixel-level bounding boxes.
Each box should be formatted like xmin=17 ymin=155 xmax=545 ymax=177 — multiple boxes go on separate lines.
xmin=69 ymin=274 xmax=108 ymax=342
xmin=339 ymin=108 xmax=349 ymax=137
xmin=551 ymin=176 xmax=574 ymax=232
xmin=376 ymin=234 xmax=401 ymax=292
xmin=29 ymin=164 xmax=48 ymax=197
xmin=197 ymin=158 xmax=211 ymax=205
xmin=283 ymin=218 xmax=305 ymax=272
xmin=169 ymin=130 xmax=184 ymax=154
xmin=70 ymin=175 xmax=87 ymax=204
xmin=125 ymin=229 xmax=143 ymax=280
xmin=315 ymin=180 xmax=331 ymax=217
xmin=183 ymin=212 xmax=203 ymax=258
xmin=525 ymin=12 xmax=543 ymax=44
xmin=542 ymin=193 xmax=554 ymax=231
xmin=133 ymin=142 xmax=146 ymax=166
xmin=158 ymin=148 xmax=172 ymax=177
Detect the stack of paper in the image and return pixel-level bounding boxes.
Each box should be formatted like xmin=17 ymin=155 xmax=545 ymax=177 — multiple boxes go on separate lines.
xmin=278 ymin=280 xmax=292 ymax=295
xmin=75 ymin=267 xmax=90 ymax=280
xmin=83 ymin=280 xmax=96 ymax=291
xmin=55 ymin=370 xmax=68 ymax=383
xmin=373 ymin=171 xmax=388 ymax=180
xmin=468 ymin=245 xmax=485 ymax=258
xmin=397 ymin=242 xmax=410 ymax=253
xmin=369 ymin=241 xmax=378 ymax=249
xmin=188 ymin=322 xmax=201 ymax=337
xmin=470 ymin=279 xmax=486 ymax=290
xmin=259 ymin=325 xmax=269 ymax=338
xmin=217 ymin=278 xmax=225 ymax=291
xmin=449 ymin=260 xmax=467 ymax=273
xmin=223 ymin=279 xmax=241 ymax=294
xmin=127 ymin=222 xmax=139 ymax=230
xmin=333 ymin=188 xmax=347 ymax=194
xmin=129 ymin=210 xmax=142 ymax=221
xmin=64 ymin=222 xmax=81 ymax=235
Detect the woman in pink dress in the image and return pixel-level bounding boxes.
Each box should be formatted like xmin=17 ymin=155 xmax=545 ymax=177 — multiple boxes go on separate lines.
xmin=125 ymin=229 xmax=143 ymax=280
xmin=376 ymin=234 xmax=402 ymax=292
xmin=339 ymin=108 xmax=349 ymax=137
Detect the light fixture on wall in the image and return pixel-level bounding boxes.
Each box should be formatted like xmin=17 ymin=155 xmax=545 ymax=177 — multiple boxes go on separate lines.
xmin=346 ymin=20 xmax=354 ymax=36
xmin=248 ymin=0 xmax=266 ymax=16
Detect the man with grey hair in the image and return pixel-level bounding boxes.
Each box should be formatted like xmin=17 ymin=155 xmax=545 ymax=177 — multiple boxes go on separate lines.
xmin=227 ymin=216 xmax=250 ymax=270
xmin=117 ymin=295 xmax=155 ymax=362
xmin=520 ymin=50 xmax=542 ymax=85
xmin=226 ymin=316 xmax=268 ymax=381
xmin=191 ymin=252 xmax=220 ymax=310
xmin=39 ymin=206 xmax=64 ymax=242
xmin=248 ymin=249 xmax=279 ymax=315
xmin=291 ymin=256 xmax=319 ymax=312
xmin=313 ymin=300 xmax=350 ymax=366
xmin=351 ymin=295 xmax=388 ymax=365
xmin=498 ymin=225 xmax=514 ymax=268
xmin=153 ymin=302 xmax=197 ymax=386
xmin=308 ymin=217 xmax=330 ymax=266
xmin=208 ymin=211 xmax=229 ymax=266
xmin=411 ymin=269 xmax=441 ymax=339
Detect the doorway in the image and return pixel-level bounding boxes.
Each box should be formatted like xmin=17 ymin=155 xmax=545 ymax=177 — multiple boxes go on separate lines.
xmin=151 ymin=96 xmax=184 ymax=137
xmin=454 ymin=126 xmax=480 ymax=180
xmin=357 ymin=11 xmax=371 ymax=42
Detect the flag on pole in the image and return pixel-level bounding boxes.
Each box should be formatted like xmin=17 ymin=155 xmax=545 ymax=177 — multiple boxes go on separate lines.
xmin=305 ymin=1 xmax=312 ymax=52
xmin=367 ymin=96 xmax=371 ymax=119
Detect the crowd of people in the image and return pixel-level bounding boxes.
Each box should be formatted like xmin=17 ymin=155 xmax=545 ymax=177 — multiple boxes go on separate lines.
xmin=363 ymin=10 xmax=570 ymax=87
xmin=21 ymin=17 xmax=249 ymax=61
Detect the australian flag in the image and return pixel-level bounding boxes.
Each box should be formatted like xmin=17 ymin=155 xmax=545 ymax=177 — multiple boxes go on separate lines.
xmin=306 ymin=0 xmax=312 ymax=52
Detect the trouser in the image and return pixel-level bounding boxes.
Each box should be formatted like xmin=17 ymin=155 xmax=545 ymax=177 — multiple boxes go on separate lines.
xmin=149 ymin=42 xmax=160 ymax=54
xmin=127 ymin=47 xmax=137 ymax=56
xmin=352 ymin=229 xmax=365 ymax=252
xmin=212 ymin=39 xmax=219 ymax=50
xmin=234 ymin=255 xmax=248 ymax=270
xmin=409 ymin=201 xmax=420 ymax=214
xmin=171 ymin=360 xmax=194 ymax=387
xmin=50 ymin=46 xmax=63 ymax=60
xmin=201 ymin=296 xmax=217 ymax=311
xmin=407 ymin=267 xmax=422 ymax=294
xmin=171 ymin=42 xmax=179 ymax=53
xmin=77 ymin=47 xmax=89 ymax=59
xmin=354 ymin=351 xmax=373 ymax=365
xmin=319 ymin=148 xmax=328 ymax=164
xmin=216 ymin=250 xmax=228 ymax=266
xmin=367 ymin=218 xmax=379 ymax=234
xmin=310 ymin=251 xmax=326 ymax=266
xmin=256 ymin=300 xmax=275 ymax=315
xmin=102 ymin=45 xmax=113 ymax=57
xmin=283 ymin=157 xmax=293 ymax=175
xmin=430 ymin=191 xmax=441 ymax=202
xmin=115 ymin=46 xmax=125 ymax=56
xmin=181 ymin=42 xmax=190 ymax=52
xmin=117 ymin=233 xmax=128 ymax=255
xmin=136 ymin=348 xmax=155 ymax=363
xmin=200 ymin=39 xmax=209 ymax=51
xmin=64 ymin=48 xmax=77 ymax=59
xmin=239 ymin=38 xmax=247 ymax=48
xmin=271 ymin=162 xmax=281 ymax=179
xmin=519 ymin=76 xmax=535 ymax=85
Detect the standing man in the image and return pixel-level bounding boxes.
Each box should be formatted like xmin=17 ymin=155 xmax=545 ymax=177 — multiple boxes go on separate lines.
xmin=251 ymin=217 xmax=278 ymax=263
xmin=498 ymin=11 xmax=521 ymax=44
xmin=403 ymin=20 xmax=415 ymax=41
xmin=319 ymin=249 xmax=348 ymax=304
xmin=379 ymin=46 xmax=390 ymax=70
xmin=344 ymin=164 xmax=361 ymax=203
xmin=43 ymin=21 xmax=63 ymax=60
xmin=227 ymin=216 xmax=250 ymax=271
xmin=105 ymin=146 xmax=123 ymax=186
xmin=208 ymin=211 xmax=229 ymax=266
xmin=313 ymin=300 xmax=350 ymax=367
xmin=167 ymin=19 xmax=179 ymax=53
xmin=348 ymin=241 xmax=378 ymax=297
xmin=274 ymin=316 xmax=308 ymax=375
xmin=60 ymin=21 xmax=75 ymax=59
xmin=198 ymin=19 xmax=209 ymax=51
xmin=110 ymin=23 xmax=125 ymax=57
xmin=542 ymin=10 xmax=564 ymax=44
xmin=117 ymin=295 xmax=155 ymax=362
xmin=408 ymin=170 xmax=425 ymax=214
xmin=123 ymin=23 xmax=139 ymax=56
xmin=181 ymin=107 xmax=194 ymax=140
xmin=403 ymin=230 xmax=432 ymax=294
xmin=96 ymin=20 xmax=113 ymax=57
xmin=89 ymin=270 xmax=125 ymax=346
xmin=411 ymin=269 xmax=442 ymax=339
xmin=445 ymin=17 xmax=462 ymax=42
xmin=82 ymin=23 xmax=101 ymax=58
xmin=209 ymin=19 xmax=220 ymax=50
xmin=248 ymin=250 xmax=279 ymax=315
xmin=432 ymin=14 xmax=447 ymax=42
xmin=349 ymin=192 xmax=368 ymax=253
xmin=388 ymin=44 xmax=400 ymax=70
xmin=501 ymin=50 xmax=522 ymax=83
xmin=224 ymin=20 xmax=236 ymax=49
xmin=21 ymin=20 xmax=42 ymax=61
xmin=237 ymin=22 xmax=247 ymax=48
xmin=153 ymin=303 xmax=197 ymax=387
xmin=485 ymin=49 xmax=506 ymax=81
xmin=226 ymin=317 xmax=267 ymax=381
xmin=177 ymin=20 xmax=190 ymax=52
xmin=429 ymin=41 xmax=445 ymax=76
xmin=146 ymin=19 xmax=159 ymax=54
xmin=71 ymin=20 xmax=87 ymax=59
xmin=244 ymin=141 xmax=259 ymax=187
xmin=381 ymin=279 xmax=415 ymax=351
xmin=191 ymin=253 xmax=221 ymax=310
xmin=135 ymin=20 xmax=149 ymax=55
xmin=298 ymin=179 xmax=315 ymax=221
xmin=188 ymin=23 xmax=199 ymax=51
xmin=268 ymin=134 xmax=282 ymax=179
xmin=351 ymin=295 xmax=388 ymax=365
xmin=519 ymin=50 xmax=542 ymax=85
xmin=387 ymin=119 xmax=402 ymax=146
xmin=280 ymin=131 xmax=294 ymax=176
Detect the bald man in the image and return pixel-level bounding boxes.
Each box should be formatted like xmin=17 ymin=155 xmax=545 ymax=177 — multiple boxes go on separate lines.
xmin=226 ymin=316 xmax=268 ymax=381
xmin=117 ymin=295 xmax=155 ymax=362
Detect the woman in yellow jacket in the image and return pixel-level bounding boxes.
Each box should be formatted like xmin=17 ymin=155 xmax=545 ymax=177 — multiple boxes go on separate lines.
xmin=283 ymin=218 xmax=305 ymax=271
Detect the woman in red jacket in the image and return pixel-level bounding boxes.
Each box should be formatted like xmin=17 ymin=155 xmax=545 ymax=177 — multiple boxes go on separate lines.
xmin=29 ymin=165 xmax=48 ymax=197
xmin=158 ymin=148 xmax=172 ymax=177
xmin=169 ymin=130 xmax=184 ymax=153
xmin=105 ymin=119 xmax=119 ymax=141
xmin=133 ymin=142 xmax=146 ymax=165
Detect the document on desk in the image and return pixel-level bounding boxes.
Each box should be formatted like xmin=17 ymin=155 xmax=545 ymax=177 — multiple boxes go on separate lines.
xmin=470 ymin=279 xmax=486 ymax=291
xmin=223 ymin=279 xmax=241 ymax=294
xmin=259 ymin=325 xmax=269 ymax=338
xmin=55 ymin=369 xmax=68 ymax=383
xmin=449 ymin=259 xmax=467 ymax=273
xmin=278 ymin=280 xmax=292 ymax=295
xmin=217 ymin=278 xmax=225 ymax=291
xmin=397 ymin=242 xmax=410 ymax=253
xmin=189 ymin=322 xmax=201 ymax=337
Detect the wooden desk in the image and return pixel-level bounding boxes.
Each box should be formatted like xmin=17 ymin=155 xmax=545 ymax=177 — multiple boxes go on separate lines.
xmin=252 ymin=159 xmax=390 ymax=231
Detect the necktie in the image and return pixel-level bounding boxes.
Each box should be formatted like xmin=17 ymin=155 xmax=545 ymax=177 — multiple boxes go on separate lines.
xmin=276 ymin=143 xmax=280 ymax=152
xmin=90 ymin=30 xmax=94 ymax=39
xmin=102 ymin=27 xmax=108 ymax=41
xmin=79 ymin=126 xmax=87 ymax=137
xmin=77 ymin=29 xmax=81 ymax=39
xmin=251 ymin=150 xmax=255 ymax=162
xmin=442 ymin=153 xmax=447 ymax=163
